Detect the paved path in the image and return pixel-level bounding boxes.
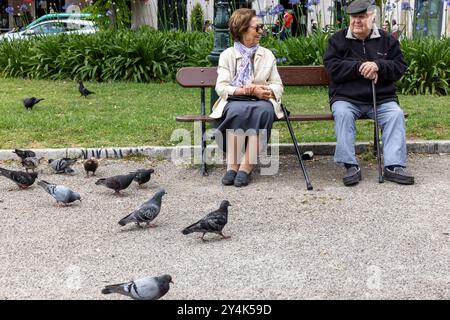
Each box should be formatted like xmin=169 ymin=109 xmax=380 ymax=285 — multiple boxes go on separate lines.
xmin=1 ymin=153 xmax=449 ymax=299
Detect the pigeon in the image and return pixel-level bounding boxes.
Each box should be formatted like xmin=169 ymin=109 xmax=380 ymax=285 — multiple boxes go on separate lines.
xmin=48 ymin=158 xmax=77 ymax=174
xmin=78 ymin=80 xmax=95 ymax=98
xmin=95 ymin=173 xmax=136 ymax=195
xmin=13 ymin=149 xmax=36 ymax=160
xmin=131 ymin=168 xmax=155 ymax=187
xmin=0 ymin=167 xmax=38 ymax=189
xmin=23 ymin=97 xmax=44 ymax=110
xmin=101 ymin=274 xmax=173 ymax=300
xmin=37 ymin=180 xmax=81 ymax=206
xmin=21 ymin=157 xmax=40 ymax=172
xmin=118 ymin=189 xmax=166 ymax=228
xmin=83 ymin=158 xmax=98 ymax=177
xmin=182 ymin=200 xmax=231 ymax=241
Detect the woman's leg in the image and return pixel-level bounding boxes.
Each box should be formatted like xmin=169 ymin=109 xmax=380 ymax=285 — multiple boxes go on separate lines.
xmin=226 ymin=131 xmax=243 ymax=172
xmin=239 ymin=135 xmax=259 ymax=173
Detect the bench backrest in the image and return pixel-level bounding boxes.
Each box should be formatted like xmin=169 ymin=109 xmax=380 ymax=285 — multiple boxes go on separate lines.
xmin=176 ymin=65 xmax=330 ymax=87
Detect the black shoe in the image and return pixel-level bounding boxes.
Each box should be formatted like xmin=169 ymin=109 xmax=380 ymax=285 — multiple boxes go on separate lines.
xmin=222 ymin=170 xmax=237 ymax=186
xmin=384 ymin=166 xmax=414 ymax=185
xmin=234 ymin=170 xmax=251 ymax=187
xmin=343 ymin=166 xmax=361 ymax=186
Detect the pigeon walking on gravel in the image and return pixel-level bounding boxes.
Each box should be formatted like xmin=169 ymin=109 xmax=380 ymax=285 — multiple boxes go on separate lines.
xmin=13 ymin=149 xmax=36 ymax=160
xmin=48 ymin=158 xmax=77 ymax=174
xmin=131 ymin=169 xmax=154 ymax=187
xmin=83 ymin=158 xmax=98 ymax=177
xmin=118 ymin=189 xmax=166 ymax=228
xmin=38 ymin=180 xmax=81 ymax=206
xmin=101 ymin=274 xmax=173 ymax=300
xmin=0 ymin=167 xmax=38 ymax=189
xmin=78 ymin=80 xmax=95 ymax=98
xmin=23 ymin=97 xmax=44 ymax=110
xmin=21 ymin=157 xmax=40 ymax=172
xmin=182 ymin=200 xmax=231 ymax=241
xmin=95 ymin=173 xmax=136 ymax=195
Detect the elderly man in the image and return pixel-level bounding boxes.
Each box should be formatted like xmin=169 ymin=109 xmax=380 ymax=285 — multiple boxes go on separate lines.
xmin=323 ymin=0 xmax=414 ymax=186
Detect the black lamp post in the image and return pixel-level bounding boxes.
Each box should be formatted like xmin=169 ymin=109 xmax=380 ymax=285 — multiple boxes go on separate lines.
xmin=207 ymin=0 xmax=230 ymax=111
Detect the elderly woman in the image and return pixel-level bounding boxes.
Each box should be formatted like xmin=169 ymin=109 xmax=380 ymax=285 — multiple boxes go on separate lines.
xmin=210 ymin=8 xmax=284 ymax=187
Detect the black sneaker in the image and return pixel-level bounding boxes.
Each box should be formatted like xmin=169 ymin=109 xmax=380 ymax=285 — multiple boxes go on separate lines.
xmin=343 ymin=166 xmax=362 ymax=186
xmin=384 ymin=166 xmax=414 ymax=185
xmin=222 ymin=170 xmax=237 ymax=186
xmin=234 ymin=170 xmax=251 ymax=187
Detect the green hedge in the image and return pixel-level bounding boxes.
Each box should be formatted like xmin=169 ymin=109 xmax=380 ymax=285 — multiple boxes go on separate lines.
xmin=0 ymin=29 xmax=448 ymax=95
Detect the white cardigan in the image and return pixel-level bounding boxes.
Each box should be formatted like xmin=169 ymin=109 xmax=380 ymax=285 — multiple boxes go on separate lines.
xmin=210 ymin=46 xmax=284 ymax=119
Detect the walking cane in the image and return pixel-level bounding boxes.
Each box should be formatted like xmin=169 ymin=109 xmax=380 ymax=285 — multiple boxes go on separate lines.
xmin=371 ymin=80 xmax=384 ymax=183
xmin=281 ymin=104 xmax=313 ymax=190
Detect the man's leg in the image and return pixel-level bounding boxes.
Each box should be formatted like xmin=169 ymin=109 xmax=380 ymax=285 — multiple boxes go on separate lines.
xmin=367 ymin=101 xmax=414 ymax=184
xmin=332 ymin=101 xmax=363 ymax=166
xmin=332 ymin=101 xmax=363 ymax=186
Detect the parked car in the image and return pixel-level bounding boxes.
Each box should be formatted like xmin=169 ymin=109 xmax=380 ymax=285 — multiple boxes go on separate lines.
xmin=0 ymin=18 xmax=97 ymax=41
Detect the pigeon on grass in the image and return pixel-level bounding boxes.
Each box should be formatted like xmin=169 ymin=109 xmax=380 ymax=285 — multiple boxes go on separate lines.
xmin=23 ymin=97 xmax=44 ymax=110
xmin=78 ymin=80 xmax=95 ymax=98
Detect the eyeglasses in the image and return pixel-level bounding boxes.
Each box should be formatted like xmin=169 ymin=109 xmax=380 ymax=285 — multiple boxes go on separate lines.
xmin=250 ymin=24 xmax=264 ymax=32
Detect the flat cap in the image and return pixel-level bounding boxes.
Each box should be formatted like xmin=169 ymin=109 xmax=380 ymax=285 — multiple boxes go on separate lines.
xmin=346 ymin=0 xmax=374 ymax=15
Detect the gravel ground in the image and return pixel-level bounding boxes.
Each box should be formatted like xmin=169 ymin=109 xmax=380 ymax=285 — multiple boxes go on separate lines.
xmin=1 ymin=153 xmax=449 ymax=300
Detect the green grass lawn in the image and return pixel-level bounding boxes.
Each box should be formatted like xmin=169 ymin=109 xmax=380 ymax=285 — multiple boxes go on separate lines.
xmin=0 ymin=77 xmax=449 ymax=148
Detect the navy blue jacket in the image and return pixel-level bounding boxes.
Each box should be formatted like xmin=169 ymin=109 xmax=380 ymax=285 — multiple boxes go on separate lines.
xmin=323 ymin=27 xmax=407 ymax=107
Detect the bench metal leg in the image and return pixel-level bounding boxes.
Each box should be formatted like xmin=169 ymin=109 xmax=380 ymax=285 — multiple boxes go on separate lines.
xmin=281 ymin=104 xmax=313 ymax=190
xmin=201 ymin=121 xmax=208 ymax=176
xmin=200 ymin=88 xmax=208 ymax=176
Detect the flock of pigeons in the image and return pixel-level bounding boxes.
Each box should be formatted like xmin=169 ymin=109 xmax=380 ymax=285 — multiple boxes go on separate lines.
xmin=1 ymin=145 xmax=232 ymax=300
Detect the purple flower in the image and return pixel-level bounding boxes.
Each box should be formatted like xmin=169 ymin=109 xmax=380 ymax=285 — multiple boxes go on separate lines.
xmin=401 ymin=1 xmax=412 ymax=10
xmin=423 ymin=26 xmax=428 ymax=32
xmin=20 ymin=4 xmax=28 ymax=12
xmin=289 ymin=0 xmax=300 ymax=4
xmin=415 ymin=24 xmax=420 ymax=30
xmin=447 ymin=0 xmax=450 ymax=5
xmin=385 ymin=4 xmax=393 ymax=11
xmin=5 ymin=6 xmax=14 ymax=14
xmin=269 ymin=4 xmax=284 ymax=15
xmin=106 ymin=9 xmax=112 ymax=16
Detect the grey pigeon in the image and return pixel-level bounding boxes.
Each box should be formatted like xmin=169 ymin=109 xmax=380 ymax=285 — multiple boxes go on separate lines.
xmin=101 ymin=274 xmax=173 ymax=300
xmin=78 ymin=80 xmax=94 ymax=98
xmin=37 ymin=180 xmax=81 ymax=206
xmin=48 ymin=158 xmax=77 ymax=174
xmin=13 ymin=149 xmax=36 ymax=160
xmin=23 ymin=97 xmax=44 ymax=110
xmin=83 ymin=158 xmax=98 ymax=177
xmin=0 ymin=167 xmax=38 ymax=189
xmin=95 ymin=173 xmax=136 ymax=195
xmin=21 ymin=157 xmax=40 ymax=172
xmin=182 ymin=200 xmax=231 ymax=241
xmin=118 ymin=189 xmax=166 ymax=228
xmin=131 ymin=168 xmax=155 ymax=187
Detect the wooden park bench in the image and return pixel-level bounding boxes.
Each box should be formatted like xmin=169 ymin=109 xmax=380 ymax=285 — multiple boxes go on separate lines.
xmin=176 ymin=66 xmax=408 ymax=187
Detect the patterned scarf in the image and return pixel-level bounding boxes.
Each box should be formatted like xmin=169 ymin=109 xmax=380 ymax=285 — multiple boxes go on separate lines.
xmin=231 ymin=41 xmax=259 ymax=87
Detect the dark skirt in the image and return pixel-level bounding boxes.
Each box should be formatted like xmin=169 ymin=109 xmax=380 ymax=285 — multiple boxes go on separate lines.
xmin=214 ymin=100 xmax=275 ymax=153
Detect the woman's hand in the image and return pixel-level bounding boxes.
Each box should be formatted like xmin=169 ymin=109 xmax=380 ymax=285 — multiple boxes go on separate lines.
xmin=248 ymin=85 xmax=274 ymax=100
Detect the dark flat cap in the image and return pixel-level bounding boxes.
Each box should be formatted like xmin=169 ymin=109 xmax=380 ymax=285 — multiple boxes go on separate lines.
xmin=346 ymin=0 xmax=375 ymax=14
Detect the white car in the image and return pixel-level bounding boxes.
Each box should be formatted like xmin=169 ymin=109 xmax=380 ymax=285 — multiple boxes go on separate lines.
xmin=0 ymin=19 xmax=97 ymax=41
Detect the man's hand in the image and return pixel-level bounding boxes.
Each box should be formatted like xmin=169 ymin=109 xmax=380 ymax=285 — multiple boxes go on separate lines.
xmin=359 ymin=61 xmax=379 ymax=83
